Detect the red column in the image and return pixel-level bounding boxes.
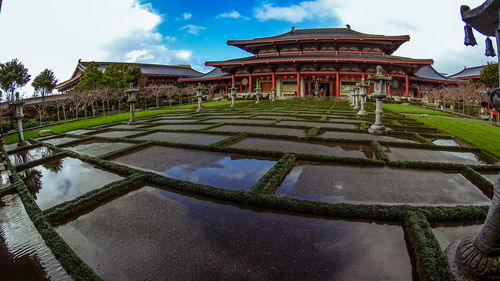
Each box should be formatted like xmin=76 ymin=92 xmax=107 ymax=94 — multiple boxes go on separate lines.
xmin=272 ymin=72 xmax=276 ymax=89
xmin=211 ymin=88 xmax=214 ymax=98
xmin=307 ymin=81 xmax=312 ymax=96
xmin=387 ymin=84 xmax=391 ymax=96
xmin=329 ymin=80 xmax=333 ymax=97
xmin=249 ymin=74 xmax=252 ymax=93
xmin=296 ymin=72 xmax=300 ymax=97
xmin=417 ymin=88 xmax=420 ymax=98
xmin=405 ymin=75 xmax=409 ymax=97
xmin=362 ymin=72 xmax=365 ymax=80
xmin=335 ymin=72 xmax=340 ymax=98
xmin=225 ymin=84 xmax=228 ymax=95
xmin=231 ymin=74 xmax=235 ymax=86
xmin=240 ymin=84 xmax=242 ymax=93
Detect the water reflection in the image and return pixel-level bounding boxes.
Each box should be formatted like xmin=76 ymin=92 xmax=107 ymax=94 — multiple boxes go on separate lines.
xmin=19 ymin=157 xmax=123 ymax=210
xmin=385 ymin=147 xmax=497 ymax=165
xmin=0 ymin=194 xmax=70 ymax=280
xmin=8 ymin=146 xmax=54 ymax=166
xmin=276 ymin=163 xmax=490 ymax=205
xmin=113 ymin=146 xmax=276 ymax=191
xmin=56 ymin=186 xmax=412 ymax=280
xmin=432 ymin=139 xmax=460 ymax=147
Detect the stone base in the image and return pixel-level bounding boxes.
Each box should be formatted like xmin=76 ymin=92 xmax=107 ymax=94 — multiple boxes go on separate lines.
xmin=368 ymin=125 xmax=390 ymax=135
xmin=16 ymin=141 xmax=28 ymax=148
xmin=357 ymin=110 xmax=368 ymax=116
xmin=127 ymin=120 xmax=137 ymax=125
xmin=444 ymin=239 xmax=490 ymax=281
xmin=451 ymin=236 xmax=500 ymax=279
xmin=196 ymin=106 xmax=204 ymax=112
xmin=353 ymin=105 xmax=360 ymax=110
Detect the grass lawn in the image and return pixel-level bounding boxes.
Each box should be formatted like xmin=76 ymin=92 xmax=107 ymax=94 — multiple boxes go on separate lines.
xmin=3 ymin=100 xmax=251 ymax=144
xmin=411 ymin=116 xmax=500 ymax=158
xmin=383 ymin=104 xmax=454 ymax=117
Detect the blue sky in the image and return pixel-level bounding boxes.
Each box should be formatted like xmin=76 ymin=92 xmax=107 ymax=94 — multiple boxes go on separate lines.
xmin=0 ymin=0 xmax=492 ymax=96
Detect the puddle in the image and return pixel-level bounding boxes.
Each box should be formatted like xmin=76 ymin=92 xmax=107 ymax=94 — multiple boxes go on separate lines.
xmin=319 ymin=131 xmax=416 ymax=143
xmin=133 ymin=132 xmax=227 ymax=145
xmin=19 ymin=157 xmax=123 ymax=210
xmin=278 ymin=120 xmax=357 ymax=129
xmin=207 ymin=119 xmax=272 ymax=124
xmin=108 ymin=124 xmax=146 ymax=129
xmin=66 ymin=141 xmax=134 ymax=157
xmin=112 ymin=146 xmax=276 ymax=191
xmin=481 ymin=172 xmax=499 ymax=184
xmin=93 ymin=130 xmax=141 ymax=138
xmin=0 ymin=194 xmax=71 ymax=280
xmin=231 ymin=138 xmax=373 ymax=158
xmin=8 ymin=146 xmax=55 ymax=165
xmin=209 ymin=125 xmax=307 ymax=137
xmin=385 ymin=147 xmax=497 ymax=165
xmin=276 ymin=164 xmax=490 ymax=205
xmin=66 ymin=129 xmax=95 ymax=135
xmin=56 ymin=186 xmax=413 ymax=281
xmin=431 ymin=139 xmax=460 ymax=147
xmin=41 ymin=137 xmax=79 ymax=146
xmin=152 ymin=124 xmax=210 ymax=131
xmin=1 ymin=171 xmax=9 ymax=187
xmin=3 ymin=143 xmax=20 ymax=152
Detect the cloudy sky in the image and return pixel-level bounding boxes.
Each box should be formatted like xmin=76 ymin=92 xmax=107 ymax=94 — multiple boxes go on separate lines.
xmin=0 ymin=0 xmax=493 ymax=96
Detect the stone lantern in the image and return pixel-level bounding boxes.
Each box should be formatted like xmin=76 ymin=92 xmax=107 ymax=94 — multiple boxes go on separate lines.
xmin=195 ymin=83 xmax=204 ymax=112
xmin=270 ymin=88 xmax=276 ymax=102
xmin=357 ymin=78 xmax=370 ymax=115
xmin=314 ymin=81 xmax=320 ymax=97
xmin=124 ymin=83 xmax=138 ymax=125
xmin=367 ymin=66 xmax=392 ymax=135
xmin=11 ymin=92 xmax=26 ymax=146
xmin=452 ymin=1 xmax=500 ymax=279
xmin=229 ymin=84 xmax=237 ymax=107
xmin=255 ymin=85 xmax=261 ymax=104
xmin=353 ymin=83 xmax=360 ymax=110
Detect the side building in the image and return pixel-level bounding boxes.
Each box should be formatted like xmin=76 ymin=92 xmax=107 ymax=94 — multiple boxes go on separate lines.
xmin=57 ymin=60 xmax=203 ymax=92
xmin=448 ymin=65 xmax=485 ymax=82
xmin=180 ymin=27 xmax=463 ymax=98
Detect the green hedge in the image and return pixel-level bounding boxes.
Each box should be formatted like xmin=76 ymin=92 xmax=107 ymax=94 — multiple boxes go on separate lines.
xmin=403 ymin=212 xmax=454 ymax=281
xmin=210 ymin=132 xmax=248 ymax=147
xmin=371 ymin=140 xmax=389 ymax=162
xmin=251 ymin=153 xmax=296 ymax=194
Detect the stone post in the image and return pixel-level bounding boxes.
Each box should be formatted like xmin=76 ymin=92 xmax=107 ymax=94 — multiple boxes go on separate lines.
xmin=124 ymin=83 xmax=138 ymax=125
xmin=230 ymin=84 xmax=237 ymax=107
xmin=271 ymin=89 xmax=276 ymax=102
xmin=353 ymin=83 xmax=360 ymax=110
xmin=195 ymin=83 xmax=204 ymax=112
xmin=255 ymin=85 xmax=261 ymax=104
xmin=314 ymin=82 xmax=320 ymax=97
xmin=368 ymin=66 xmax=391 ymax=135
xmin=12 ymin=92 xmax=26 ymax=147
xmin=357 ymin=78 xmax=369 ymax=115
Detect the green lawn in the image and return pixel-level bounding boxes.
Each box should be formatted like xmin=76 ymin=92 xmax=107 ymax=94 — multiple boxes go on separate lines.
xmin=3 ymin=100 xmax=251 ymax=144
xmin=411 ymin=116 xmax=500 ymax=158
xmin=383 ymin=104 xmax=454 ymax=117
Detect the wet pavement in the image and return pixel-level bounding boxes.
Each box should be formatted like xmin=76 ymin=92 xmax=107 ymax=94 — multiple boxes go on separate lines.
xmin=94 ymin=130 xmax=142 ymax=138
xmin=276 ymin=164 xmax=490 ymax=205
xmin=385 ymin=147 xmax=497 ymax=165
xmin=112 ymin=146 xmax=276 ymax=191
xmin=56 ymin=186 xmax=413 ymax=281
xmin=67 ymin=141 xmax=134 ymax=157
xmin=41 ymin=137 xmax=79 ymax=146
xmin=19 ymin=157 xmax=123 ymax=210
xmin=134 ymin=132 xmax=227 ymax=145
xmin=0 ymin=194 xmax=71 ymax=280
xmin=319 ymin=131 xmax=417 ymax=143
xmin=210 ymin=125 xmax=307 ymax=137
xmin=8 ymin=146 xmax=55 ymax=165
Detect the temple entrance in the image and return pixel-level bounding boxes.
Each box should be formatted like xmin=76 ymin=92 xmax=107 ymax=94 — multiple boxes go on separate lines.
xmin=314 ymin=82 xmax=331 ymax=97
xmin=261 ymin=82 xmax=272 ymax=93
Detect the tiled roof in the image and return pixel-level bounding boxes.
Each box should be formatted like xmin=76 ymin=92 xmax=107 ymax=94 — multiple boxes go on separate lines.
xmin=179 ymin=68 xmax=230 ymax=81
xmin=227 ymin=28 xmax=409 ymax=45
xmin=448 ymin=65 xmax=484 ymax=79
xmin=206 ymin=53 xmax=433 ymax=66
xmin=414 ymin=66 xmax=464 ymax=83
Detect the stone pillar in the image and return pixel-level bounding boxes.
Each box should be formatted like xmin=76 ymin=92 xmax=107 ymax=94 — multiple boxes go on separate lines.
xmin=368 ymin=66 xmax=392 ymax=135
xmin=124 ymin=83 xmax=138 ymax=125
xmin=230 ymin=84 xmax=237 ymax=107
xmin=271 ymin=89 xmax=276 ymax=102
xmin=12 ymin=93 xmax=26 ymax=146
xmin=255 ymin=85 xmax=261 ymax=104
xmin=357 ymin=78 xmax=369 ymax=115
xmin=195 ymin=83 xmax=204 ymax=112
xmin=353 ymin=84 xmax=360 ymax=110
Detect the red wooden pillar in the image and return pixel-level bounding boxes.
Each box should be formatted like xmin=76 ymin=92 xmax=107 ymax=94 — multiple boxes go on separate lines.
xmin=231 ymin=74 xmax=235 ymax=86
xmin=272 ymin=72 xmax=276 ymax=89
xmin=296 ymin=72 xmax=300 ymax=97
xmin=362 ymin=72 xmax=365 ymax=80
xmin=211 ymin=88 xmax=214 ymax=98
xmin=387 ymin=84 xmax=391 ymax=96
xmin=417 ymin=88 xmax=420 ymax=98
xmin=225 ymin=84 xmax=228 ymax=95
xmin=307 ymin=80 xmax=312 ymax=96
xmin=329 ymin=79 xmax=333 ymax=97
xmin=335 ymin=72 xmax=340 ymax=98
xmin=405 ymin=75 xmax=409 ymax=97
xmin=240 ymin=84 xmax=242 ymax=93
xmin=249 ymin=74 xmax=252 ymax=93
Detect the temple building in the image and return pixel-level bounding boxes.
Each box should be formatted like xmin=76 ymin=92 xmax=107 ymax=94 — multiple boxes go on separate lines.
xmin=180 ymin=26 xmax=463 ymax=98
xmin=57 ymin=60 xmax=202 ymax=92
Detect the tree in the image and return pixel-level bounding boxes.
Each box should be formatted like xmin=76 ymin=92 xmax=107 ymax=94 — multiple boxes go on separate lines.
xmin=32 ymin=69 xmax=58 ymax=97
xmin=75 ymin=62 xmax=103 ymax=91
xmin=480 ymin=62 xmax=499 ymax=88
xmin=102 ymin=63 xmax=142 ymax=112
xmin=0 ymin=59 xmax=30 ymax=101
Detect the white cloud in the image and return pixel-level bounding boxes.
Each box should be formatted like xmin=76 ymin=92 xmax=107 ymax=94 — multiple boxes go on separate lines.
xmin=173 ymin=50 xmax=193 ymax=61
xmin=216 ymin=10 xmax=244 ymax=19
xmin=0 ymin=0 xmax=198 ymax=96
xmin=253 ymin=0 xmax=490 ymax=74
xmin=179 ymin=24 xmax=206 ymax=35
xmin=183 ymin=12 xmax=192 ymax=20
xmin=164 ymin=35 xmax=177 ymax=42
